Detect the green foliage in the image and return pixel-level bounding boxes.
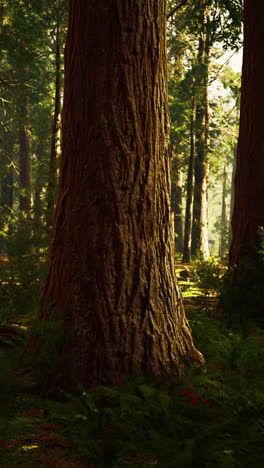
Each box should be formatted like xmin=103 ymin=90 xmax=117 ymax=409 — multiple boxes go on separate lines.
xmin=25 ymin=318 xmax=65 ymax=395
xmin=0 ymin=287 xmax=263 ymax=468
xmin=0 ymin=348 xmax=19 ymax=419
xmin=0 ymin=248 xmax=48 ymax=325
xmin=59 ymin=322 xmax=263 ymax=468
xmin=192 ymin=257 xmax=224 ymax=296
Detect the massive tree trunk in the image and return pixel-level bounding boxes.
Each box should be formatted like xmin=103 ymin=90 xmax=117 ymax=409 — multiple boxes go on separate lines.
xmin=229 ymin=0 xmax=264 ymax=267
xmin=40 ymin=0 xmax=204 ymax=389
xmin=46 ymin=13 xmax=62 ymax=230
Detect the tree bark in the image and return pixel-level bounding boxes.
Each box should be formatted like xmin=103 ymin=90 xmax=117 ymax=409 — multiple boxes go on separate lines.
xmin=182 ymin=94 xmax=195 ymax=263
xmin=40 ymin=0 xmax=204 ymax=389
xmin=229 ymin=0 xmax=264 ymax=267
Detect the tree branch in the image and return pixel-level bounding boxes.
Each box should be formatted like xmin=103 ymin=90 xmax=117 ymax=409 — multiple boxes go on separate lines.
xmin=167 ymin=0 xmax=189 ymax=20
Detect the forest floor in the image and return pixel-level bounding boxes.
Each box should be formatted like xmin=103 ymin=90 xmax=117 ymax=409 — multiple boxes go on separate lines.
xmin=0 ymin=259 xmax=263 ymax=467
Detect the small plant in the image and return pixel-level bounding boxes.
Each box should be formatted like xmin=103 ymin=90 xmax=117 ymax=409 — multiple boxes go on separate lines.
xmin=192 ymin=257 xmax=224 ymax=297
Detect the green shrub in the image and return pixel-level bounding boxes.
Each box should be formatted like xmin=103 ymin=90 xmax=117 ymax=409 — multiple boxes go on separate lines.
xmin=192 ymin=257 xmax=224 ymax=296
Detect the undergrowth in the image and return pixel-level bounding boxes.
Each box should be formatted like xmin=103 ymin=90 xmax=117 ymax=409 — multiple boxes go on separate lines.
xmin=0 ymin=254 xmax=263 ymax=467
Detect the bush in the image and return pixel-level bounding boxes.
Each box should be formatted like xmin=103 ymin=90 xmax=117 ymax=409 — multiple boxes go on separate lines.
xmin=192 ymin=257 xmax=225 ymax=296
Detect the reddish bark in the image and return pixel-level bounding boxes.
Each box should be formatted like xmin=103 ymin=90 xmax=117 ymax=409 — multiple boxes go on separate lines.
xmin=229 ymin=0 xmax=264 ymax=266
xmin=40 ymin=0 xmax=204 ymax=388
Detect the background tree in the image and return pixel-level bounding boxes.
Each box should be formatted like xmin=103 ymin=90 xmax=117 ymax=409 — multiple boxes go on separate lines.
xmin=228 ymin=0 xmax=264 ymax=325
xmin=0 ymin=0 xmax=68 ymax=253
xmin=168 ymin=0 xmax=242 ymax=260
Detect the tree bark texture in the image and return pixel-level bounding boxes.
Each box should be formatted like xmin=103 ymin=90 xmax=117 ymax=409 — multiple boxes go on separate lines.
xmin=41 ymin=0 xmax=204 ymax=388
xmin=229 ymin=0 xmax=264 ymax=267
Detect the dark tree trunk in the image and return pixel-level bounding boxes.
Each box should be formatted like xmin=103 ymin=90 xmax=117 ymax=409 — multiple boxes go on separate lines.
xmin=182 ymin=95 xmax=195 ymax=263
xmin=46 ymin=15 xmax=62 ymax=230
xmin=40 ymin=0 xmax=204 ymax=389
xmin=227 ymin=0 xmax=264 ymax=327
xmin=171 ymin=152 xmax=183 ymax=254
xmin=229 ymin=0 xmax=264 ymax=267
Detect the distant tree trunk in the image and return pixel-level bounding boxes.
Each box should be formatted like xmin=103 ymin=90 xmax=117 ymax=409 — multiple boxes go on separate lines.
xmin=171 ymin=152 xmax=183 ymax=254
xmin=39 ymin=0 xmax=204 ymax=389
xmin=19 ymin=98 xmax=32 ymax=213
xmin=183 ymin=95 xmax=195 ymax=263
xmin=0 ymin=134 xmax=14 ymax=253
xmin=46 ymin=15 xmax=62 ymax=230
xmin=229 ymin=0 xmax=264 ymax=267
xmin=34 ymin=141 xmax=46 ymax=236
xmin=219 ymin=163 xmax=228 ymax=257
xmin=191 ymin=25 xmax=210 ymax=259
xmin=229 ymin=145 xmax=236 ymax=242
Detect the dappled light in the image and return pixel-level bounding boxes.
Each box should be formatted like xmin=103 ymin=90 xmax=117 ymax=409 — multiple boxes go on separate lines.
xmin=0 ymin=0 xmax=263 ymax=467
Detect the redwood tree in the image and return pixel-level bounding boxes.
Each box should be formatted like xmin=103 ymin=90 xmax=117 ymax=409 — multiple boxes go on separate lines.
xmin=229 ymin=0 xmax=264 ymax=325
xmin=230 ymin=0 xmax=264 ymax=267
xmin=40 ymin=0 xmax=204 ymax=388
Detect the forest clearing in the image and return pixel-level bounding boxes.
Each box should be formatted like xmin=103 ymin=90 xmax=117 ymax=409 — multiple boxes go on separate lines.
xmin=0 ymin=0 xmax=264 ymax=467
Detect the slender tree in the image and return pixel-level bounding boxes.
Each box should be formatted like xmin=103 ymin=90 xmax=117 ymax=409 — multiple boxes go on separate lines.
xmin=40 ymin=0 xmax=204 ymax=389
xmin=183 ymin=94 xmax=195 ymax=263
xmin=171 ymin=151 xmax=184 ymax=253
xmin=219 ymin=162 xmax=228 ymax=257
xmin=191 ymin=3 xmax=210 ymax=258
xmin=18 ymin=95 xmax=32 ymax=214
xmin=46 ymin=4 xmax=63 ymax=230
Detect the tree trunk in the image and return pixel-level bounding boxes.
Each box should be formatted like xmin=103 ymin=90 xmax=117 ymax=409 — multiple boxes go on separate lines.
xmin=46 ymin=14 xmax=62 ymax=230
xmin=33 ymin=141 xmax=46 ymax=237
xmin=0 ymin=132 xmax=13 ymax=253
xmin=229 ymin=0 xmax=264 ymax=267
xmin=227 ymin=0 xmax=264 ymax=327
xmin=191 ymin=17 xmax=210 ymax=259
xmin=219 ymin=163 xmax=227 ymax=257
xmin=40 ymin=0 xmax=204 ymax=389
xmin=19 ymin=98 xmax=32 ymax=213
xmin=182 ymin=94 xmax=195 ymax=263
xmin=171 ymin=152 xmax=183 ymax=254
xmin=229 ymin=145 xmax=236 ymax=245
